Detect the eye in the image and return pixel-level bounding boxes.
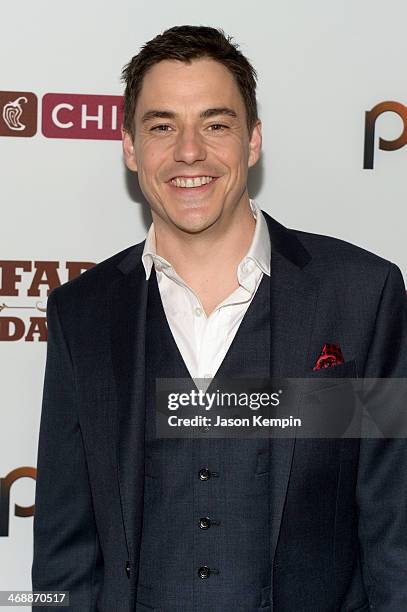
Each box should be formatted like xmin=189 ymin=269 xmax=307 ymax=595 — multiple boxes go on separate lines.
xmin=150 ymin=124 xmax=173 ymax=132
xmin=208 ymin=123 xmax=228 ymax=131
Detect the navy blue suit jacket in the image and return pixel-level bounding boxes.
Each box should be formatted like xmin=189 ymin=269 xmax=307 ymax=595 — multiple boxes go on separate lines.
xmin=32 ymin=210 xmax=407 ymax=611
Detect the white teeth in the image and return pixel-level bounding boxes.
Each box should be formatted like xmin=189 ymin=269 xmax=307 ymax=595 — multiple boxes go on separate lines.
xmin=171 ymin=176 xmax=214 ymax=188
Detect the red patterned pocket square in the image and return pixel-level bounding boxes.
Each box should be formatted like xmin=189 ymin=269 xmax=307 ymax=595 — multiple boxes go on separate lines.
xmin=313 ymin=343 xmax=345 ymax=371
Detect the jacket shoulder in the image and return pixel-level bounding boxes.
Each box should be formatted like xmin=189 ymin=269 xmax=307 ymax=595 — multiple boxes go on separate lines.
xmin=50 ymin=241 xmax=144 ymax=304
xmin=261 ymin=208 xmax=396 ymax=280
xmin=292 ymin=227 xmax=395 ymax=278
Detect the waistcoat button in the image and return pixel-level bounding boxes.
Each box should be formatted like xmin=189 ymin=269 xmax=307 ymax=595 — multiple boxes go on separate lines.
xmin=198 ymin=565 xmax=211 ymax=579
xmin=199 ymin=517 xmax=211 ymax=529
xmin=125 ymin=560 xmax=130 ymax=578
xmin=198 ymin=467 xmax=211 ymax=480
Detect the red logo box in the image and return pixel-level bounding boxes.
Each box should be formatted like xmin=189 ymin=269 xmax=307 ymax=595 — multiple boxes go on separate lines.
xmin=42 ymin=93 xmax=124 ymax=140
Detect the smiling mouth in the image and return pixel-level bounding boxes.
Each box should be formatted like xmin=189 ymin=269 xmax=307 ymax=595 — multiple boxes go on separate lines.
xmin=170 ymin=176 xmax=216 ymax=188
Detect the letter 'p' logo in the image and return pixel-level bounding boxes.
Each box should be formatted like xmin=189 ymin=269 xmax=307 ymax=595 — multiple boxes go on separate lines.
xmin=364 ymin=101 xmax=407 ymax=169
xmin=0 ymin=467 xmax=36 ymax=537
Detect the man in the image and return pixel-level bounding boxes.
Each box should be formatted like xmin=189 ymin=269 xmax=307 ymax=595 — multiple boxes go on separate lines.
xmin=32 ymin=25 xmax=407 ymax=611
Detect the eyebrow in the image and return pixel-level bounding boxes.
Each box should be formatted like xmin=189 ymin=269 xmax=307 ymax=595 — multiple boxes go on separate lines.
xmin=141 ymin=107 xmax=238 ymax=123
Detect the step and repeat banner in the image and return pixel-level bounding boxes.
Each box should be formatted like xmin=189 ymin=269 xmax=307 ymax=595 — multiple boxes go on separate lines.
xmin=1 ymin=0 xmax=406 ymax=604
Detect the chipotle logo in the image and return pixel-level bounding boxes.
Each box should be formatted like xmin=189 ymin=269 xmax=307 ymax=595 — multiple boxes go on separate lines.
xmin=0 ymin=260 xmax=95 ymax=342
xmin=42 ymin=93 xmax=123 ymax=139
xmin=0 ymin=91 xmax=38 ymax=137
xmin=0 ymin=91 xmax=123 ymax=140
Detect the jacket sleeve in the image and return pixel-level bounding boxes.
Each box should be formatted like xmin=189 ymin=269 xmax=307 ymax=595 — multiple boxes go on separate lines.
xmin=356 ymin=262 xmax=407 ymax=610
xmin=32 ymin=289 xmax=103 ymax=611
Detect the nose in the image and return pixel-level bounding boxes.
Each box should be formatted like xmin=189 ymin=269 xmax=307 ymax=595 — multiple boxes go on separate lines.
xmin=173 ymin=126 xmax=206 ymax=164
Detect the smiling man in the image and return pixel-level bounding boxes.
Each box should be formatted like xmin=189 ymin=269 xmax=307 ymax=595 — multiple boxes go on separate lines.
xmin=122 ymin=54 xmax=261 ymax=316
xmin=32 ymin=25 xmax=407 ymax=611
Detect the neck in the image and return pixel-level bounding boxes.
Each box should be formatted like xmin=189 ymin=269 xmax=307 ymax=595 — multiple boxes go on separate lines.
xmin=151 ymin=196 xmax=256 ymax=286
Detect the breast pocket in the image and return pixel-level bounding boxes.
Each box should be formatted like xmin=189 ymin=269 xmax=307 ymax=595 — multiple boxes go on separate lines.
xmin=299 ymin=359 xmax=359 ymax=437
xmin=307 ymin=358 xmax=358 ymax=380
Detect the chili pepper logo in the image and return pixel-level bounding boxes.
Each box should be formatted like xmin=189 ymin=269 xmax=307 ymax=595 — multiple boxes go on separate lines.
xmin=2 ymin=96 xmax=28 ymax=131
xmin=0 ymin=91 xmax=37 ymax=137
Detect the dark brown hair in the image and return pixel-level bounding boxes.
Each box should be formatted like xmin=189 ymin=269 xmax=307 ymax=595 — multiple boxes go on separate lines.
xmin=121 ymin=25 xmax=258 ymax=140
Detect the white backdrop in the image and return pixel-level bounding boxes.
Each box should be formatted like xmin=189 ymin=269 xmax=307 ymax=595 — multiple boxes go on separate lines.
xmin=1 ymin=0 xmax=406 ymax=605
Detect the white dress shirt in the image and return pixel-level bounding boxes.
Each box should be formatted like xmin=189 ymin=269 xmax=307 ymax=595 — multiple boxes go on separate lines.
xmin=142 ymin=200 xmax=271 ymax=381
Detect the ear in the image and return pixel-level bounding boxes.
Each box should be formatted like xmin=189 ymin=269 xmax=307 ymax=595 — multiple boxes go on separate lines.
xmin=122 ymin=128 xmax=138 ymax=172
xmin=248 ymin=120 xmax=262 ymax=168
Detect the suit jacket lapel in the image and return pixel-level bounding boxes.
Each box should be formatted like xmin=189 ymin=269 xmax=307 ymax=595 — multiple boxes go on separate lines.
xmin=110 ymin=246 xmax=148 ymax=579
xmin=263 ymin=211 xmax=320 ymax=569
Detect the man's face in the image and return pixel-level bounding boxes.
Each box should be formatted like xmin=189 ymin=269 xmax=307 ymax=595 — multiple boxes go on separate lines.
xmin=122 ymin=57 xmax=261 ymax=234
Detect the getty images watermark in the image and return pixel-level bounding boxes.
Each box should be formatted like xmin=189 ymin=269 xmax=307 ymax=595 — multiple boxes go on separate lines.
xmin=165 ymin=386 xmax=300 ymax=430
xmin=155 ymin=377 xmax=407 ymax=439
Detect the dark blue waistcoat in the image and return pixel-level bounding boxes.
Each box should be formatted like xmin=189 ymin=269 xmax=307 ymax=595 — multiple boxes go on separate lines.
xmin=136 ymin=267 xmax=272 ymax=611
